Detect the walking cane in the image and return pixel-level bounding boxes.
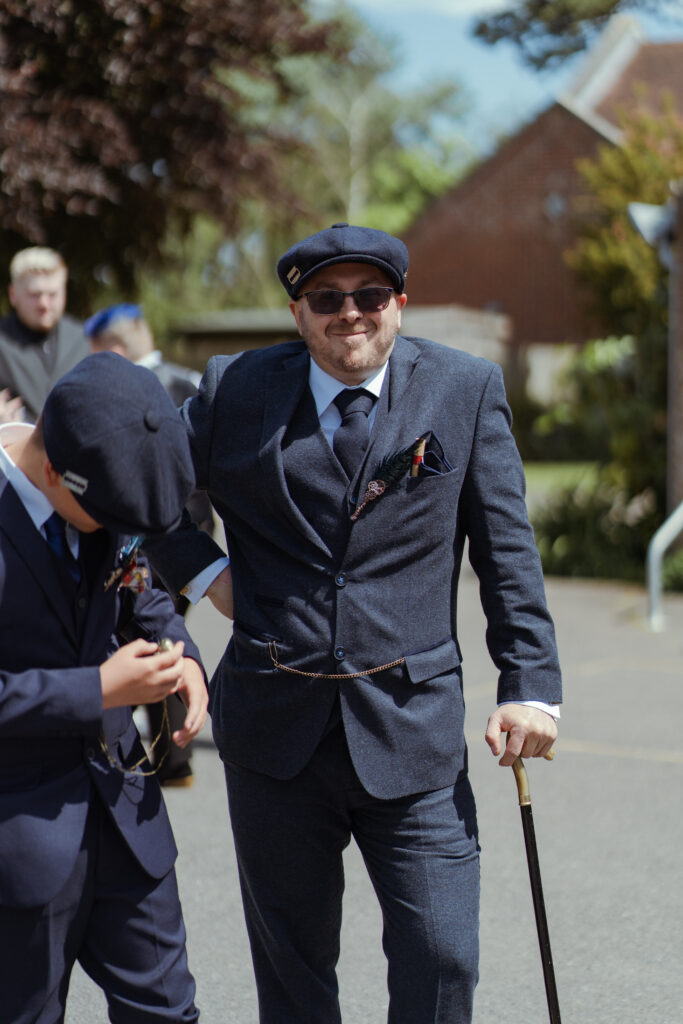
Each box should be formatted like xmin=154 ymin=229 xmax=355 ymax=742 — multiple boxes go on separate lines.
xmin=511 ymin=753 xmax=562 ymax=1024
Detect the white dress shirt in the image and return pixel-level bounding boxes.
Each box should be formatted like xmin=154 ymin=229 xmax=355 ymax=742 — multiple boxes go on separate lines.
xmin=0 ymin=422 xmax=79 ymax=557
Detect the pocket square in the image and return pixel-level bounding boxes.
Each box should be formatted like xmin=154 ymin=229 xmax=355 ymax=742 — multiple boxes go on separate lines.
xmin=420 ymin=432 xmax=453 ymax=476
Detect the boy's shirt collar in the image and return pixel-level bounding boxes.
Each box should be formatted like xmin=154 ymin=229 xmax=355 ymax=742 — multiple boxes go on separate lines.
xmin=0 ymin=423 xmax=79 ymax=553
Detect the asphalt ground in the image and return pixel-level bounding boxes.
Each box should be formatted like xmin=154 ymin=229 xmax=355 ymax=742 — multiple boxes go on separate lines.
xmin=65 ymin=566 xmax=683 ymax=1023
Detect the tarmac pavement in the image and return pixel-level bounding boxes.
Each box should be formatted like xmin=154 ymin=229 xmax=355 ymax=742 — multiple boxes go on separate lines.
xmin=65 ymin=566 xmax=683 ymax=1023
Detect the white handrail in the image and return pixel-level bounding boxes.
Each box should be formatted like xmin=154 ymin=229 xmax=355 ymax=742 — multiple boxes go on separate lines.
xmin=646 ymin=500 xmax=683 ymax=631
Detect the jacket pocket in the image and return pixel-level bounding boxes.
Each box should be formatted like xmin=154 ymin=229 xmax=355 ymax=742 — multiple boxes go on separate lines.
xmin=404 ymin=637 xmax=461 ymax=685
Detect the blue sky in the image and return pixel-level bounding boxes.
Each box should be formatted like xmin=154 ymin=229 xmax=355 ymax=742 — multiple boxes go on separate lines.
xmin=319 ymin=1 xmax=683 ymax=152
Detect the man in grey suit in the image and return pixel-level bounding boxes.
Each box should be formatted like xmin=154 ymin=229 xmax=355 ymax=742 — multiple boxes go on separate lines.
xmin=148 ymin=223 xmax=562 ymax=1023
xmin=0 ymin=246 xmax=88 ymax=422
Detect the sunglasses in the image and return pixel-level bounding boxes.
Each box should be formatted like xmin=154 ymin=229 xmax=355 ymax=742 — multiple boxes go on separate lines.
xmin=301 ymin=286 xmax=395 ymax=315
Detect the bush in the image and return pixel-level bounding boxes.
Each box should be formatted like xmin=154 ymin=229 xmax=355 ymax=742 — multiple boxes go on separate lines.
xmin=532 ymin=480 xmax=659 ymax=583
xmin=509 ymin=389 xmax=610 ymax=463
xmin=525 ymin=103 xmax=683 ymax=586
xmin=661 ymin=546 xmax=683 ymax=592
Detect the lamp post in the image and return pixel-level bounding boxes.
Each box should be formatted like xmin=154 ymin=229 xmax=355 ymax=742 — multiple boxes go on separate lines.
xmin=628 ymin=185 xmax=682 ymax=512
xmin=629 ymin=184 xmax=683 ymax=629
xmin=668 ymin=187 xmax=683 ymax=514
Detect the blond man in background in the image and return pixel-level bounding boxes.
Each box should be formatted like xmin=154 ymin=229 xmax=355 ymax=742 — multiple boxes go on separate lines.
xmin=0 ymin=247 xmax=88 ymax=423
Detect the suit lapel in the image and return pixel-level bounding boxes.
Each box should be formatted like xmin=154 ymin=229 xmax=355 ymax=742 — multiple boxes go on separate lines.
xmin=359 ymin=335 xmax=422 ymax=493
xmin=260 ymin=349 xmax=333 ymax=558
xmin=51 ymin=321 xmax=84 ymax=382
xmin=0 ymin=479 xmax=77 ymax=637
xmin=78 ymin=529 xmax=120 ymax=654
xmin=257 ymin=338 xmax=424 ymax=551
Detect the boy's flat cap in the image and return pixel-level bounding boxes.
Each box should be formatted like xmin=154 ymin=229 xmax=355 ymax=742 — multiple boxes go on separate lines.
xmin=277 ymin=223 xmax=408 ymax=298
xmin=42 ymin=352 xmax=195 ymax=536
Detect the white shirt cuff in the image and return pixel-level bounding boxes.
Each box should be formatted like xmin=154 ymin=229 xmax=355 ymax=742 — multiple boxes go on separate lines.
xmin=498 ymin=700 xmax=560 ymax=719
xmin=181 ymin=556 xmax=230 ymax=604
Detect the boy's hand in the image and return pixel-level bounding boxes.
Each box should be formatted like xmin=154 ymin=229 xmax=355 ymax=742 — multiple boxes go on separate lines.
xmin=170 ymin=658 xmax=208 ymax=748
xmin=100 ymin=638 xmax=186 ymax=709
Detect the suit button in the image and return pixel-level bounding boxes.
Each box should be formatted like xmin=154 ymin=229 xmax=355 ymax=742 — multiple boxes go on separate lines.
xmin=334 ymin=646 xmax=345 ymax=661
xmin=85 ymin=747 xmax=96 ymax=761
xmin=77 ymin=597 xmax=87 ymax=609
xmin=335 ymin=573 xmax=347 ymax=588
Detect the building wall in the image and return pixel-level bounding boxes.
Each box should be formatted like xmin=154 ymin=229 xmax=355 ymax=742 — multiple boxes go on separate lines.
xmin=594 ymin=42 xmax=683 ymax=124
xmin=403 ymin=103 xmax=609 ymax=347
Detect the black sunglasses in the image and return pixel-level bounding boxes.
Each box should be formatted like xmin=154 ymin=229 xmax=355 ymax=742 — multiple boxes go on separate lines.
xmin=301 ymin=286 xmax=395 ymax=315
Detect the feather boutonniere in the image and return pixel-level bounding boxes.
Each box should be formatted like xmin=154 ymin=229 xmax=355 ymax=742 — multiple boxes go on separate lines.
xmin=104 ymin=535 xmax=149 ymax=593
xmin=351 ymin=435 xmax=428 ymax=521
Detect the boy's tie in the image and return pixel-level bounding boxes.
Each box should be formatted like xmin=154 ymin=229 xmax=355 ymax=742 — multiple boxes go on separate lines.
xmin=44 ymin=512 xmax=81 ymax=582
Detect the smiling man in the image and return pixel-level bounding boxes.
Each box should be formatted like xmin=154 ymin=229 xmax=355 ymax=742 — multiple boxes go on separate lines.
xmin=0 ymin=247 xmax=89 ymax=423
xmin=288 ymin=262 xmax=407 ymax=385
xmin=147 ymin=222 xmax=563 ymax=1024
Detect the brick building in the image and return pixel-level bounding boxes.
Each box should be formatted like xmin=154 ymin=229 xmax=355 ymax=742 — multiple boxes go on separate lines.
xmin=403 ymin=16 xmax=683 ymax=359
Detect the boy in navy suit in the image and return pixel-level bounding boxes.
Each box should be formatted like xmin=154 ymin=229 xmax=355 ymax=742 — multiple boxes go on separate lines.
xmin=0 ymin=352 xmax=207 ymax=1022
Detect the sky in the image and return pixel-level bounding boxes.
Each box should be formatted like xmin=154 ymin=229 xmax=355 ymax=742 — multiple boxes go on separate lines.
xmin=320 ymin=0 xmax=683 ymax=152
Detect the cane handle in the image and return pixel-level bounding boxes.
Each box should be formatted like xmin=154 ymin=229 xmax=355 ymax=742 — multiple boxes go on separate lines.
xmin=509 ymin=746 xmax=556 ymax=807
xmin=512 ymin=756 xmax=531 ymax=806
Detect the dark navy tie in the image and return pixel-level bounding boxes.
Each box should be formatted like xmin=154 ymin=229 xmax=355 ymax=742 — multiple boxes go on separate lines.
xmin=333 ymin=388 xmax=375 ymax=480
xmin=44 ymin=512 xmax=81 ymax=582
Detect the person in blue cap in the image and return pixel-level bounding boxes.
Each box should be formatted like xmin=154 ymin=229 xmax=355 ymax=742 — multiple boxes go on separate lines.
xmin=85 ymin=303 xmax=215 ymax=788
xmin=84 ymin=303 xmax=204 ymax=410
xmin=0 ymin=352 xmax=207 ymax=1022
xmin=147 ymin=223 xmax=562 ymax=1023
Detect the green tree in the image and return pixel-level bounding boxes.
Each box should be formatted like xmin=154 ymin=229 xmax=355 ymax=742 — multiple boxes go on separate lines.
xmin=274 ymin=21 xmax=472 ymax=233
xmin=159 ymin=10 xmax=474 ymax=314
xmin=0 ymin=0 xmax=338 ymax=313
xmin=473 ymin=0 xmax=675 ymax=69
xmin=531 ymin=101 xmax=683 ymax=583
xmin=567 ymin=100 xmax=681 ymax=337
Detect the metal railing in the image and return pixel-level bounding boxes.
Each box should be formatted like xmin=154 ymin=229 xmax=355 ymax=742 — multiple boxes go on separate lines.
xmin=646 ymin=500 xmax=683 ymax=631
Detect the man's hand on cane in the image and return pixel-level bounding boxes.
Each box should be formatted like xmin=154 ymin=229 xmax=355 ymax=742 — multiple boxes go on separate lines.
xmin=485 ymin=704 xmax=558 ymax=767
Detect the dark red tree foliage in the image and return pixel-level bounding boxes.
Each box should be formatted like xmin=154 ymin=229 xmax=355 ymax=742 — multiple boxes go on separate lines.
xmin=0 ymin=0 xmax=335 ymax=308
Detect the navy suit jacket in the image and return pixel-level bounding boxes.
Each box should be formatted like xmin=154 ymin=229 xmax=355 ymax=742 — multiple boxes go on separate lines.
xmin=0 ymin=475 xmax=203 ymax=908
xmin=151 ymin=357 xmax=214 ymax=534
xmin=148 ymin=335 xmax=562 ymax=799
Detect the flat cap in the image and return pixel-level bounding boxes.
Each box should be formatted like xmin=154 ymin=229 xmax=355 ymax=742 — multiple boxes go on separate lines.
xmin=83 ymin=303 xmax=143 ymax=338
xmin=42 ymin=352 xmax=195 ymax=537
xmin=277 ymin=223 xmax=409 ymax=298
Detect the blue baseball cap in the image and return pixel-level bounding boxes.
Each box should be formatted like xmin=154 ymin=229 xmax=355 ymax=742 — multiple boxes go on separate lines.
xmin=84 ymin=303 xmax=143 ymax=339
xmin=277 ymin=223 xmax=409 ymax=298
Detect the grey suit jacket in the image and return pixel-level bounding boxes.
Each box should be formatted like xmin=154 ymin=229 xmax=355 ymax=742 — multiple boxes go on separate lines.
xmin=149 ymin=335 xmax=562 ymax=799
xmin=0 ymin=312 xmax=89 ymax=421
